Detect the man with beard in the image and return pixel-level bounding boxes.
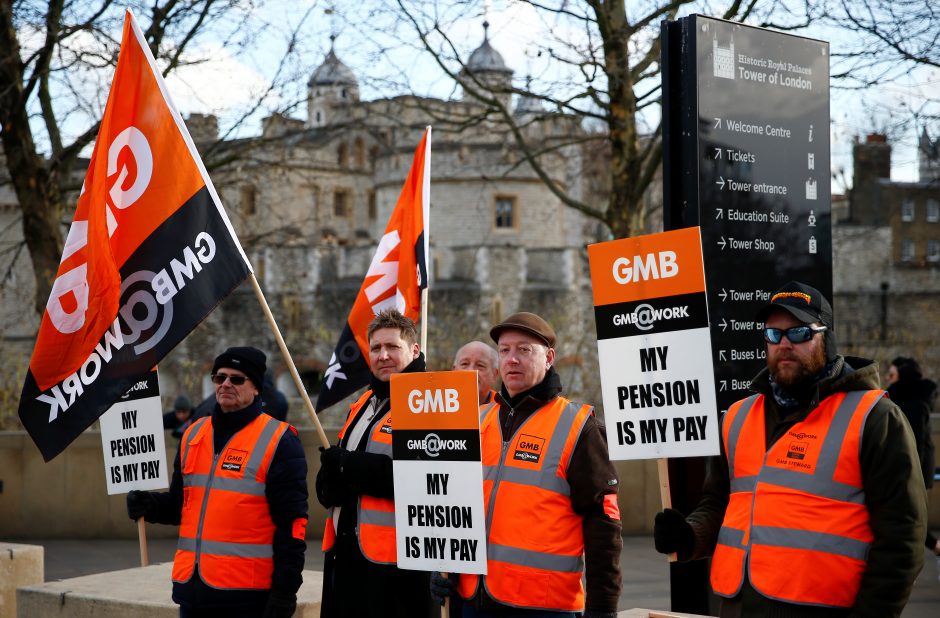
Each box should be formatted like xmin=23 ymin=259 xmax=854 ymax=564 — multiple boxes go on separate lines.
xmin=653 ymin=281 xmax=927 ymax=618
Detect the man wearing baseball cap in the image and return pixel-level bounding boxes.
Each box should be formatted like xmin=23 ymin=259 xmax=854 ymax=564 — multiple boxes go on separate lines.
xmin=127 ymin=346 xmax=308 ymax=617
xmin=653 ymin=282 xmax=927 ymax=617
xmin=433 ymin=312 xmax=623 ymax=618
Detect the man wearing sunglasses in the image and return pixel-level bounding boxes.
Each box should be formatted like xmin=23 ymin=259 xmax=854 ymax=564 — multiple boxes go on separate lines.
xmin=127 ymin=346 xmax=308 ymax=618
xmin=654 ymin=281 xmax=927 ymax=618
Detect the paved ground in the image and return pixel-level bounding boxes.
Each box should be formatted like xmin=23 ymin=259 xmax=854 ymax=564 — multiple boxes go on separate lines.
xmin=9 ymin=536 xmax=940 ymax=615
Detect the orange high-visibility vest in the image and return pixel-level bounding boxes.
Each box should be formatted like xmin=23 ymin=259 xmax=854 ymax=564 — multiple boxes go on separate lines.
xmin=321 ymin=390 xmax=397 ymax=564
xmin=458 ymin=397 xmax=594 ymax=612
xmin=711 ymin=390 xmax=883 ymax=608
xmin=172 ymin=413 xmax=289 ymax=590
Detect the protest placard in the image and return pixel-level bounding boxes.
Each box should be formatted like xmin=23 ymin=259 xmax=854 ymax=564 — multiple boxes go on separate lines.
xmin=99 ymin=368 xmax=168 ymax=494
xmin=588 ymin=227 xmax=720 ymax=460
xmin=390 ymin=370 xmax=486 ymax=574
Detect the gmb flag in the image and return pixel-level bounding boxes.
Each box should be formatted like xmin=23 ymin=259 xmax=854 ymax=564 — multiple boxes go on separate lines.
xmin=316 ymin=127 xmax=431 ymax=411
xmin=18 ymin=11 xmax=251 ymax=461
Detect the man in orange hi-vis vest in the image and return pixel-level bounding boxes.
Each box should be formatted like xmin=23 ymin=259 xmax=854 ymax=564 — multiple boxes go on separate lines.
xmin=316 ymin=309 xmax=435 ymax=618
xmin=654 ymin=281 xmax=927 ymax=618
xmin=453 ymin=340 xmax=500 ymax=406
xmin=433 ymin=312 xmax=623 ymax=618
xmin=126 ymin=347 xmax=308 ymax=617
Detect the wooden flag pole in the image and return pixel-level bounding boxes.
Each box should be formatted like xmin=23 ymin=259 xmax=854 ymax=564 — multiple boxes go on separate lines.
xmin=420 ymin=287 xmax=429 ymax=354
xmin=137 ymin=518 xmax=150 ymax=566
xmin=657 ymin=458 xmax=677 ymax=563
xmin=250 ymin=273 xmax=331 ymax=449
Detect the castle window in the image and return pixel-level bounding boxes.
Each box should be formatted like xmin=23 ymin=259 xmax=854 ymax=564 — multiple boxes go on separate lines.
xmin=354 ymin=138 xmax=365 ymax=169
xmin=315 ymin=111 xmax=322 ymax=124
xmin=901 ymin=199 xmax=914 ymax=222
xmin=337 ymin=143 xmax=349 ymax=168
xmin=240 ymin=185 xmax=257 ymax=216
xmin=368 ymin=190 xmax=377 ymax=220
xmin=494 ymin=195 xmax=517 ymax=229
xmin=334 ymin=190 xmax=349 ymax=217
xmin=901 ymin=239 xmax=915 ymax=262
xmin=927 ymin=199 xmax=939 ymax=223
xmin=928 ymin=240 xmax=940 ymax=263
xmin=341 ymin=88 xmax=347 ymax=99
xmin=369 ymin=146 xmax=380 ymax=171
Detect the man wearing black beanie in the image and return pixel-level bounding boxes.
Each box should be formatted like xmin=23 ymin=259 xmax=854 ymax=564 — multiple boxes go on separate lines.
xmin=127 ymin=346 xmax=308 ymax=617
xmin=653 ymin=281 xmax=927 ymax=618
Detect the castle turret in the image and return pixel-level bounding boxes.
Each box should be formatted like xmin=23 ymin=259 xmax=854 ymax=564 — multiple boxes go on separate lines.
xmin=460 ymin=21 xmax=513 ymax=110
xmin=307 ymin=38 xmax=359 ymax=128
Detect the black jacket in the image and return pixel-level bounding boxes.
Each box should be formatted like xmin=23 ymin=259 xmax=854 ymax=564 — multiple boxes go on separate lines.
xmin=149 ymin=398 xmax=308 ymax=611
xmin=888 ymin=376 xmax=937 ymax=488
xmin=467 ymin=367 xmax=623 ymax=614
xmin=684 ymin=356 xmax=927 ymax=618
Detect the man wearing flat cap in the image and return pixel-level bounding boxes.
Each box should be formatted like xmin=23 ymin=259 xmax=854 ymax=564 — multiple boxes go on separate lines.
xmin=654 ymin=282 xmax=927 ymax=618
xmin=127 ymin=346 xmax=309 ymax=617
xmin=432 ymin=312 xmax=623 ymax=618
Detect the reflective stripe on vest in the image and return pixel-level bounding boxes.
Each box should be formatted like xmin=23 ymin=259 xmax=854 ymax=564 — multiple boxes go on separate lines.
xmin=172 ymin=413 xmax=288 ymax=590
xmin=321 ymin=390 xmax=398 ymax=564
xmin=711 ymin=390 xmax=881 ymax=608
xmin=458 ymin=397 xmax=592 ymax=612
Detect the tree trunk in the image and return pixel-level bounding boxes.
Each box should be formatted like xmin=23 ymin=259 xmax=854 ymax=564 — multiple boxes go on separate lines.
xmin=0 ymin=1 xmax=64 ymax=316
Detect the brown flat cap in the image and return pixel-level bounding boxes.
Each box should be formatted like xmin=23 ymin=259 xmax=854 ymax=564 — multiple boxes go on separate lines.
xmin=490 ymin=312 xmax=556 ymax=348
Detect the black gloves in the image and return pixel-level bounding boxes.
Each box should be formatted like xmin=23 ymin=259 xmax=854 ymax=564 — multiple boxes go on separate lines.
xmin=126 ymin=490 xmax=158 ymax=521
xmin=653 ymin=508 xmax=694 ymax=560
xmin=263 ymin=588 xmax=297 ymax=618
xmin=316 ymin=446 xmax=349 ymax=508
xmin=430 ymin=571 xmax=454 ymax=605
xmin=316 ymin=445 xmax=393 ymax=507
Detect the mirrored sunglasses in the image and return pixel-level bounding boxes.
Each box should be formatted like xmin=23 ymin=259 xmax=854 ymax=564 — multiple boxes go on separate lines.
xmin=763 ymin=325 xmax=826 ymax=344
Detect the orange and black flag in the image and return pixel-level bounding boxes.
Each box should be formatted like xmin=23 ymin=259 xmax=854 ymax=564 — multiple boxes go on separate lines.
xmin=18 ymin=11 xmax=251 ymax=461
xmin=316 ymin=128 xmax=431 ymax=411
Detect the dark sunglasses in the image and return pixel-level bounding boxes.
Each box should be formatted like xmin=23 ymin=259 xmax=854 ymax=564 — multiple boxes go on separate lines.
xmin=763 ymin=325 xmax=827 ymax=344
xmin=211 ymin=373 xmax=248 ymax=386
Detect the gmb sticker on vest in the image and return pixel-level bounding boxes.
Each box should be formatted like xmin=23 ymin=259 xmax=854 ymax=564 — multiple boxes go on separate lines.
xmin=379 ymin=415 xmax=393 ymax=434
xmin=221 ymin=448 xmax=248 ymax=472
xmin=777 ymin=430 xmax=819 ymax=471
xmin=513 ymin=434 xmax=545 ymax=463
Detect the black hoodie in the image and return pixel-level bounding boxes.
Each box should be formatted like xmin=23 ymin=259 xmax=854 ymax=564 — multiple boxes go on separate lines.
xmin=888 ymin=376 xmax=937 ymax=489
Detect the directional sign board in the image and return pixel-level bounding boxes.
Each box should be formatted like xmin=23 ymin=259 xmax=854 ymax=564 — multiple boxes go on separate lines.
xmin=662 ymin=15 xmax=832 ymax=412
xmin=588 ymin=227 xmax=720 ymax=460
xmin=390 ymin=370 xmax=487 ymax=574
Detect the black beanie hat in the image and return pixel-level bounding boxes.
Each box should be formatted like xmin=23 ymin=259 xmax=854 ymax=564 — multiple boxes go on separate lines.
xmin=212 ymin=346 xmax=266 ymax=390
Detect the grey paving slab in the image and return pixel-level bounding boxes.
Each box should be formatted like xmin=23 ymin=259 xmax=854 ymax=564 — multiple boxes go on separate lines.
xmin=4 ymin=536 xmax=938 ymax=616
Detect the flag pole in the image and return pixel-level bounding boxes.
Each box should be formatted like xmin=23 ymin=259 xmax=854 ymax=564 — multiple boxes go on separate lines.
xmin=250 ymin=273 xmax=331 ymax=448
xmin=420 ymin=288 xmax=429 ymax=354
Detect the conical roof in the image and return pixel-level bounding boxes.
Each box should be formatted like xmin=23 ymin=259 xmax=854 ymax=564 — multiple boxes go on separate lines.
xmin=309 ymin=49 xmax=358 ymax=87
xmin=466 ymin=22 xmax=512 ymax=75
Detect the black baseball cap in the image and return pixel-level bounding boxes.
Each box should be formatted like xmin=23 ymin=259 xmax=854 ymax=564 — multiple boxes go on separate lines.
xmin=757 ymin=281 xmax=833 ymax=328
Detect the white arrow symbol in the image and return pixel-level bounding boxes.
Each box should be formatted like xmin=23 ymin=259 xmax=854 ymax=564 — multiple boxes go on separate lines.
xmin=720 ymin=318 xmax=728 ymax=331
xmin=714 ymin=118 xmax=722 ymax=129
xmin=715 ymin=208 xmax=723 ymax=219
xmin=718 ymin=237 xmax=727 ymax=250
xmin=719 ymin=349 xmax=727 ymax=361
xmin=720 ymin=380 xmax=728 ymax=392
xmin=716 ymin=176 xmax=725 ymax=190
xmin=719 ymin=288 xmax=727 ymax=301
xmin=714 ymin=147 xmax=721 ymax=159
